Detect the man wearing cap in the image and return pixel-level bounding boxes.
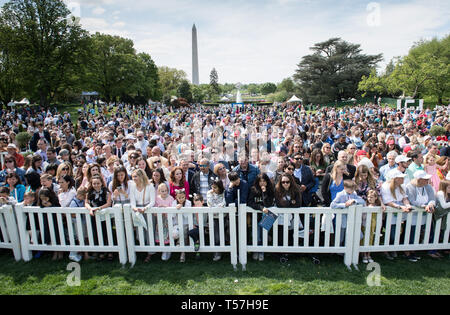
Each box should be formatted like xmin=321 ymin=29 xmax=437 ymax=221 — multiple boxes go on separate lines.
xmin=6 ymin=143 xmax=24 ymax=168
xmin=405 ymin=170 xmax=440 ymax=259
xmin=406 ymin=149 xmax=424 ymax=180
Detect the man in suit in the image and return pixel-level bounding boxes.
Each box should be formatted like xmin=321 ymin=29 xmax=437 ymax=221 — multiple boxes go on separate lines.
xmin=180 ymin=159 xmax=196 ymax=184
xmin=30 ymin=122 xmax=51 ymax=152
xmin=291 ymin=152 xmax=315 ymax=206
xmin=112 ymin=136 xmax=126 ymax=160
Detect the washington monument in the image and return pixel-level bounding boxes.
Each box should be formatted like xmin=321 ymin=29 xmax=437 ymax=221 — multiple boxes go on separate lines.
xmin=192 ymin=24 xmax=199 ymax=85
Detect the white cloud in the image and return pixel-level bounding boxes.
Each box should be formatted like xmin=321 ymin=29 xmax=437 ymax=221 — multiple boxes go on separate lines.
xmin=60 ymin=0 xmax=450 ymax=83
xmin=92 ymin=6 xmax=105 ymax=15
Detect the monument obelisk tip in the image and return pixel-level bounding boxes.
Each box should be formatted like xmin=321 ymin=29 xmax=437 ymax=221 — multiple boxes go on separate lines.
xmin=192 ymin=23 xmax=199 ymax=85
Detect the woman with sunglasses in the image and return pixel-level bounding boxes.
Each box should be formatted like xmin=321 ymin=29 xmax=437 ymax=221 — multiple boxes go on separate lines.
xmin=56 ymin=162 xmax=73 ymax=179
xmin=274 ymin=174 xmax=301 ymax=262
xmin=0 ymin=154 xmax=26 ymax=186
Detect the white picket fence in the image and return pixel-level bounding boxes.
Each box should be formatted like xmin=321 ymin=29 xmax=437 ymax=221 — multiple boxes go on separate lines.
xmin=2 ymin=203 xmax=449 ymax=271
xmin=238 ymin=205 xmax=357 ymax=270
xmin=352 ymin=206 xmax=450 ymax=266
xmin=14 ymin=204 xmax=128 ymax=265
xmin=0 ymin=205 xmax=21 ymax=261
xmin=123 ymin=204 xmax=238 ymax=269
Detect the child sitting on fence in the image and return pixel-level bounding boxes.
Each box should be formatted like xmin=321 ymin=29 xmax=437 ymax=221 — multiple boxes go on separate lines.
xmin=207 ymin=179 xmax=226 ymax=262
xmin=0 ymin=186 xmax=16 ymax=205
xmin=360 ymin=190 xmax=380 ymax=264
xmin=187 ymin=194 xmax=203 ymax=260
xmin=171 ymin=189 xmax=192 ymax=263
xmin=69 ymin=187 xmax=88 ymax=262
xmin=330 ymin=180 xmax=366 ymax=245
xmin=155 ymin=183 xmax=174 ymax=261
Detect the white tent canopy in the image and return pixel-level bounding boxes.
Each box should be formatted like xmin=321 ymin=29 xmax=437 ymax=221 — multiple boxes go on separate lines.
xmin=287 ymin=95 xmax=302 ymax=103
xmin=220 ymin=96 xmax=230 ymax=101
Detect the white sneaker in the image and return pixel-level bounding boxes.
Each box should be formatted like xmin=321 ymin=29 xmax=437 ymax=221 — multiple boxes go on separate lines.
xmin=161 ymin=252 xmax=171 ymax=261
xmin=258 ymin=253 xmax=264 ymax=262
xmin=69 ymin=252 xmax=82 ymax=263
xmin=252 ymin=252 xmax=259 ymax=261
xmin=213 ymin=253 xmax=222 ymax=261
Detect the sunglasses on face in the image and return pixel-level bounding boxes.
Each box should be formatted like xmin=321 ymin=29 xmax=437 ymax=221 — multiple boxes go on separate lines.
xmin=282 ymin=181 xmax=290 ymax=184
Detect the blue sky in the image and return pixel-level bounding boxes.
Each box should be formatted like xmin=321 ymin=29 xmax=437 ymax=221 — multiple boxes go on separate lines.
xmin=2 ymin=0 xmax=449 ymax=84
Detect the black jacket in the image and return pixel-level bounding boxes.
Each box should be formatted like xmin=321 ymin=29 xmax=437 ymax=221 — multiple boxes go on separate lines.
xmin=189 ymin=171 xmax=218 ymax=197
xmin=247 ymin=186 xmax=275 ymax=212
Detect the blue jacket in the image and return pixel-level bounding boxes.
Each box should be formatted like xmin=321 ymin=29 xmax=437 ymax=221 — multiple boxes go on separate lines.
xmin=232 ymin=163 xmax=260 ymax=188
xmin=0 ymin=168 xmax=26 ymax=186
xmin=225 ymin=179 xmax=249 ymax=208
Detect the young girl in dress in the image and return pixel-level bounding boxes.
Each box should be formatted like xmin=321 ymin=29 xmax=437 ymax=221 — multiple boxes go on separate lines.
xmin=85 ymin=175 xmax=112 ymax=261
xmin=171 ymin=189 xmax=192 ymax=263
xmin=361 ymin=190 xmax=380 ymax=264
xmin=155 ymin=183 xmax=175 ymax=261
xmin=424 ymin=153 xmax=441 ymax=192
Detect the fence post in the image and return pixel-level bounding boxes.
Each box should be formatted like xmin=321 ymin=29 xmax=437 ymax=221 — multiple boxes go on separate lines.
xmin=3 ymin=205 xmax=21 ymax=261
xmin=229 ymin=205 xmax=238 ymax=271
xmin=352 ymin=205 xmax=363 ymax=267
xmin=239 ymin=204 xmax=247 ymax=271
xmin=123 ymin=204 xmax=137 ymax=267
xmin=344 ymin=205 xmax=356 ymax=270
xmin=113 ymin=204 xmax=128 ymax=266
xmin=14 ymin=204 xmax=32 ymax=261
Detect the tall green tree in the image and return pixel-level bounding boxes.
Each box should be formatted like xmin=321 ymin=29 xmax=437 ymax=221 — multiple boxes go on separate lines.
xmin=209 ymin=68 xmax=220 ymax=96
xmin=158 ymin=66 xmax=187 ymax=104
xmin=0 ymin=23 xmax=23 ymax=106
xmin=260 ymin=82 xmax=277 ymax=95
xmin=177 ymin=80 xmax=193 ymax=103
xmin=0 ymin=0 xmax=90 ymax=106
xmin=84 ymin=33 xmax=141 ymax=103
xmin=135 ymin=52 xmax=161 ymax=102
xmin=294 ymin=38 xmax=383 ymax=104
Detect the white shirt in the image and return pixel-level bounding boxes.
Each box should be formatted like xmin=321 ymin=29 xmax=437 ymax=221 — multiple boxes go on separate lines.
xmin=129 ymin=182 xmax=156 ymax=209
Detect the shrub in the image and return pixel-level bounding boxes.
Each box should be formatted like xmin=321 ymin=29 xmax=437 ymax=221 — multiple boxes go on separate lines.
xmin=16 ymin=132 xmax=32 ymax=151
xmin=429 ymin=126 xmax=446 ymax=137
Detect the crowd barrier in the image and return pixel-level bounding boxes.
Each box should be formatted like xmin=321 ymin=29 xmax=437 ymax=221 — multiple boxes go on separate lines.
xmin=352 ymin=206 xmax=450 ymax=267
xmin=122 ymin=204 xmax=238 ymax=269
xmin=0 ymin=204 xmax=449 ymax=270
xmin=238 ymin=205 xmax=357 ymax=270
xmin=14 ymin=204 xmax=128 ymax=264
xmin=0 ymin=205 xmax=21 ymax=261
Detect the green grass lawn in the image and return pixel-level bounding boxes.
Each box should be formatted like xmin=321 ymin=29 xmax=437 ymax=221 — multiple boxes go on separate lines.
xmin=1 ymin=250 xmax=449 ymax=295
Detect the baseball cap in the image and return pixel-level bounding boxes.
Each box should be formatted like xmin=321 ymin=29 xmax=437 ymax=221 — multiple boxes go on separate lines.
xmin=387 ymin=169 xmax=407 ymax=180
xmin=7 ymin=143 xmax=16 ymax=149
xmin=403 ymin=146 xmax=412 ymax=154
xmin=356 ymin=150 xmax=368 ymax=157
xmin=413 ymin=170 xmax=432 ymax=180
xmin=395 ymin=155 xmax=411 ymax=164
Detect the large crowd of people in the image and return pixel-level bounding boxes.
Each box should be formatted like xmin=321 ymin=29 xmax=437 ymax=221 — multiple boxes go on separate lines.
xmin=0 ymin=101 xmax=449 ymax=264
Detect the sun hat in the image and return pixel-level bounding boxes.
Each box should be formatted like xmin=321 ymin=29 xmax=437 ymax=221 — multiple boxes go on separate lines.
xmin=413 ymin=170 xmax=432 ymax=180
xmin=387 ymin=169 xmax=407 ymax=180
xmin=395 ymin=155 xmax=411 ymax=164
